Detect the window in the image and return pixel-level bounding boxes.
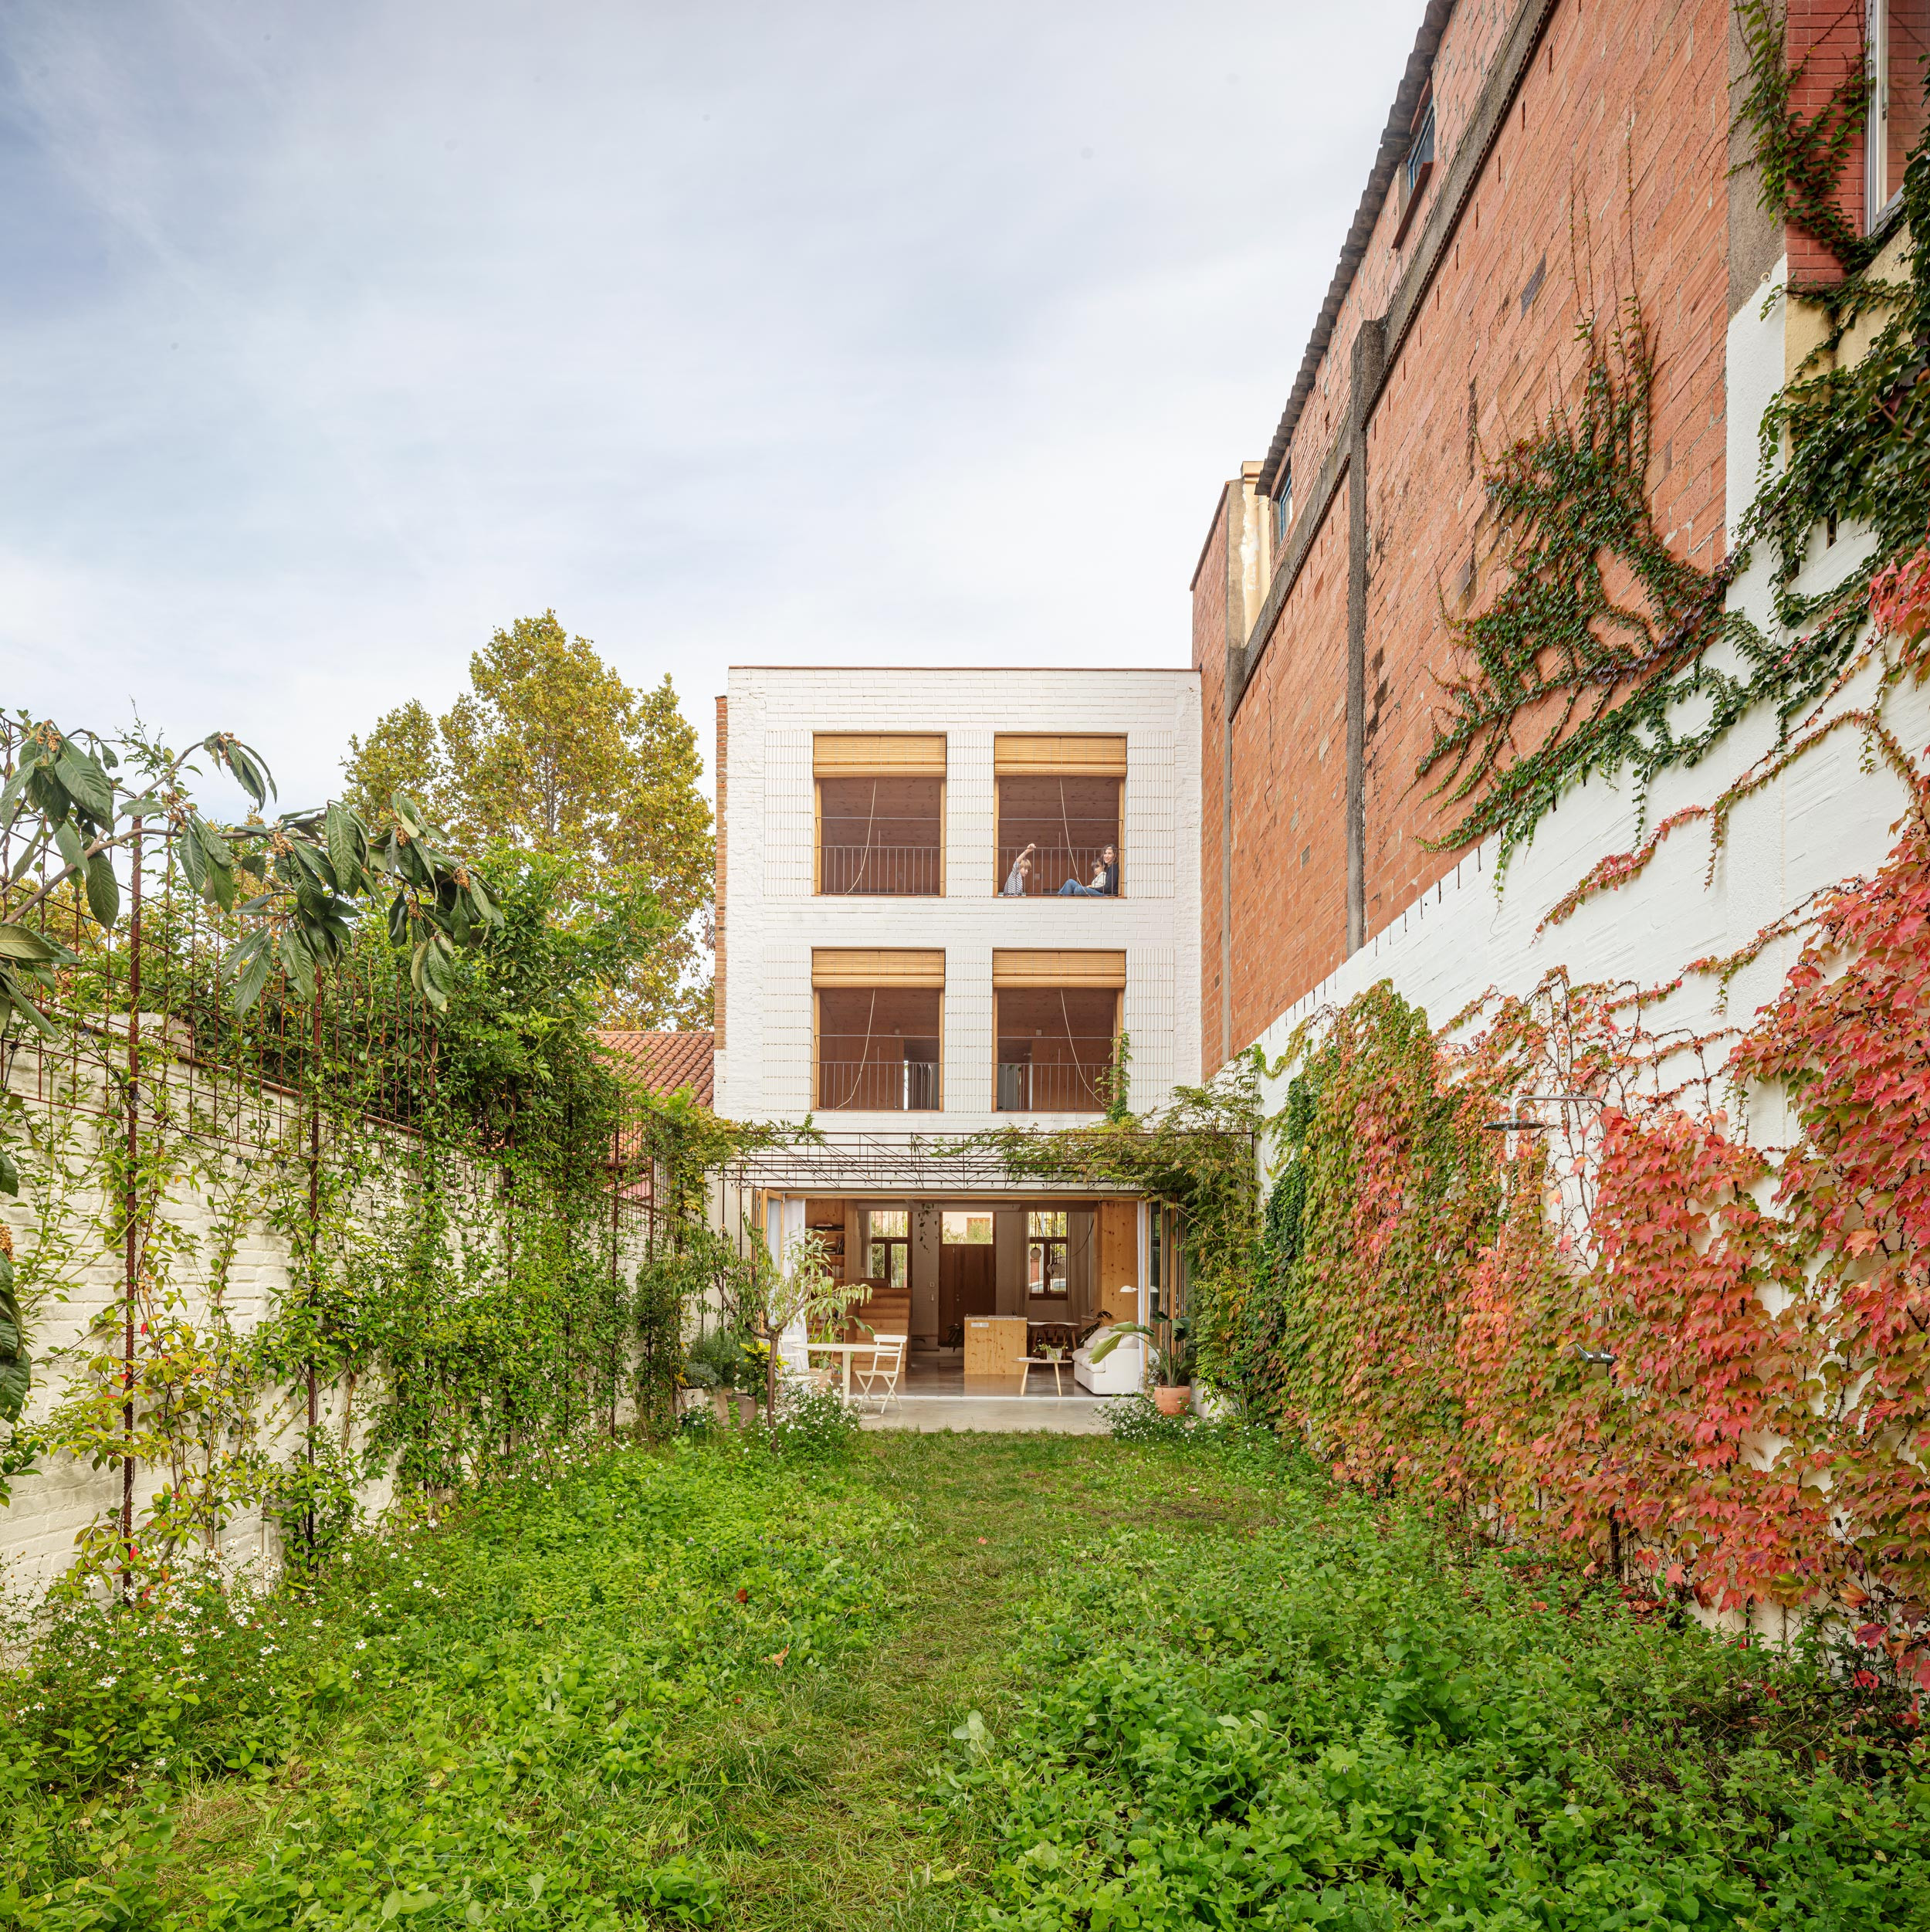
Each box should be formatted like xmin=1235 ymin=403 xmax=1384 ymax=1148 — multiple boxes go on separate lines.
xmin=995 ymin=987 xmax=1119 ymax=1113
xmin=1868 ymin=1 xmax=1930 ymax=230
xmin=1404 ymin=93 xmax=1435 ymax=199
xmin=994 ymin=735 xmax=1126 ymax=898
xmin=1272 ymin=466 xmax=1293 ymax=550
xmin=814 ymin=735 xmax=945 ymax=895
xmin=1392 ymin=86 xmax=1435 ymax=246
xmin=867 ymin=1208 xmax=909 ymax=1286
xmin=812 ymin=950 xmax=943 ymax=1111
xmin=940 ymin=1211 xmax=992 ymax=1245
xmin=1027 ymin=1209 xmax=1068 ymax=1298
xmin=992 ymin=951 xmax=1124 ymax=1113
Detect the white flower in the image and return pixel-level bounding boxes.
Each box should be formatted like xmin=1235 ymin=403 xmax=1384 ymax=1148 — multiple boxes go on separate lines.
xmin=97 ymin=1676 xmax=117 ymax=1689
xmin=354 ymin=1639 xmax=367 ymax=1650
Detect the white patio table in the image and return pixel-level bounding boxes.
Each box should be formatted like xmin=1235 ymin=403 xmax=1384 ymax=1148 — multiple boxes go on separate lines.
xmin=803 ymin=1338 xmax=872 ymax=1398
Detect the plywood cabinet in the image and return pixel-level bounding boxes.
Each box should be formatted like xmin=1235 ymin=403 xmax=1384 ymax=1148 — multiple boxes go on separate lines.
xmin=963 ymin=1315 xmax=1028 ymax=1377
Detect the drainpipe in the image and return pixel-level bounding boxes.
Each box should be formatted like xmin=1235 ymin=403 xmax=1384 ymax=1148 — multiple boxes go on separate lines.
xmin=1346 ymin=318 xmax=1386 ymax=956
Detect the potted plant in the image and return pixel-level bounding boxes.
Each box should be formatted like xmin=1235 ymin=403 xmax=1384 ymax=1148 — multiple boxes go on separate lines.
xmin=684 ymin=1326 xmax=750 ymax=1425
xmin=1090 ymin=1314 xmax=1194 ymax=1415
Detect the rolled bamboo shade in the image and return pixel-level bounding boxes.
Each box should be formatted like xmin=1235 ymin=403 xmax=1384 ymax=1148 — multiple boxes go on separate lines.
xmin=814 ymin=734 xmax=946 ymax=777
xmin=992 ymin=949 xmax=1126 ymax=989
xmin=812 ymin=948 xmax=946 ymax=988
xmin=993 ymin=734 xmax=1127 ymax=777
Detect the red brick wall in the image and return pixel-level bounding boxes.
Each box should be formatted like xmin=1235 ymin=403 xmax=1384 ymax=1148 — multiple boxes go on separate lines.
xmin=1784 ymin=0 xmax=1871 ymax=285
xmin=1196 ymin=0 xmax=1739 ymax=1063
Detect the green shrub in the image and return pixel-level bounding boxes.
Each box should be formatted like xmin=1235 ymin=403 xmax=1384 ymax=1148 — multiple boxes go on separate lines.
xmin=940 ymin=1438 xmax=1930 ymax=1930
xmin=0 ymin=1440 xmax=902 ymax=1927
xmin=766 ymin=1385 xmax=861 ymax=1461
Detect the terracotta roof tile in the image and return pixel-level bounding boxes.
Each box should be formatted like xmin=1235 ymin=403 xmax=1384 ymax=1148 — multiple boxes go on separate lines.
xmin=597 ymin=1030 xmax=715 ymax=1107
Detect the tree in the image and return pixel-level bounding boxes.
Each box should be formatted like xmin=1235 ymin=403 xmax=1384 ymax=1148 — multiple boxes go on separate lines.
xmin=343 ymin=700 xmax=447 ymax=829
xmin=344 ymin=614 xmax=715 ymax=1028
xmin=0 ymin=711 xmax=500 ymax=1437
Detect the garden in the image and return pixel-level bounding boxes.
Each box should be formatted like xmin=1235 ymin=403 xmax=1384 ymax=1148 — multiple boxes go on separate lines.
xmin=2 ymin=1413 xmax=1925 ymax=1929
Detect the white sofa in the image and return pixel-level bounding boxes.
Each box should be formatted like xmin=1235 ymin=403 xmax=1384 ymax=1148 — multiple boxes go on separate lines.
xmin=1073 ymin=1324 xmax=1146 ymax=1395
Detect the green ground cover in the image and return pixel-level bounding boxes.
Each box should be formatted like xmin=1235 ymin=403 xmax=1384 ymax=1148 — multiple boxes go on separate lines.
xmin=1 ymin=1415 xmax=1925 ymax=1930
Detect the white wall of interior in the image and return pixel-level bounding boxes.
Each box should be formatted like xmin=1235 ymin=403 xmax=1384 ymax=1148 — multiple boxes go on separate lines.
xmin=1251 ymin=259 xmax=1930 ymax=1150
xmin=715 ymin=666 xmax=1204 ymax=1131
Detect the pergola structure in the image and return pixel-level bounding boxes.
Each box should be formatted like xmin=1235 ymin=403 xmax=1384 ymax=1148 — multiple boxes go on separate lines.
xmin=711 ymin=1127 xmax=1199 ymax=1197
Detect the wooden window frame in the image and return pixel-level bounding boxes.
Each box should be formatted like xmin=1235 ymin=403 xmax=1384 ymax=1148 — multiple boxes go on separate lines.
xmin=815 ymin=775 xmax=946 ymax=897
xmin=812 ymin=982 xmax=946 ymax=1113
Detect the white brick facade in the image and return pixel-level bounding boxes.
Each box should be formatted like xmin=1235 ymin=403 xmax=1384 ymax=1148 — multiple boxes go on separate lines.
xmin=715 ymin=667 xmax=1203 ymax=1131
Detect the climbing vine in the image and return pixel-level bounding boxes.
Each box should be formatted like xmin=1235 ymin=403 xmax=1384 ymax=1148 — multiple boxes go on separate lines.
xmin=1419 ymin=290 xmax=1745 ymax=868
xmin=1732 ymin=0 xmax=1878 ymax=277
xmin=955 ymin=1061 xmax=1263 ymax=1381
xmin=1236 ymin=768 xmax=1930 ymax=1680
xmin=1421 ymin=71 xmax=1928 ymax=869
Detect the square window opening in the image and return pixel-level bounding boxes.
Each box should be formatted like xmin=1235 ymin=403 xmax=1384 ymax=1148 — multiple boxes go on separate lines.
xmin=816 ymin=986 xmax=942 ymax=1111
xmin=997 ymin=774 xmax=1122 ymax=898
xmin=995 ymin=986 xmax=1119 ymax=1113
xmin=818 ymin=774 xmax=943 ymax=896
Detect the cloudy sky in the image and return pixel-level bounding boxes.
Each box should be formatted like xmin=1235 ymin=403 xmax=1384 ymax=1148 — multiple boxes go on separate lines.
xmin=1 ymin=0 xmax=1414 ymax=810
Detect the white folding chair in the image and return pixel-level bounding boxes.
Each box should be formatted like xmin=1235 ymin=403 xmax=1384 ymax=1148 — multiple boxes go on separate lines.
xmin=852 ymin=1334 xmax=906 ymax=1415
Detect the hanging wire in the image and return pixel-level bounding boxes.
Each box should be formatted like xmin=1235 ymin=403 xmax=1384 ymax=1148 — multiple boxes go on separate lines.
xmin=836 ymin=778 xmax=880 ymax=896
xmin=828 ymin=986 xmax=880 ymax=1110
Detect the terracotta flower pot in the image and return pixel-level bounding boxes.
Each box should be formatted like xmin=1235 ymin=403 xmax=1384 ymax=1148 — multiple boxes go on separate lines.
xmin=735 ymin=1391 xmax=757 ymax=1426
xmin=1153 ymin=1385 xmax=1193 ymax=1417
xmin=709 ymin=1388 xmax=732 ymax=1426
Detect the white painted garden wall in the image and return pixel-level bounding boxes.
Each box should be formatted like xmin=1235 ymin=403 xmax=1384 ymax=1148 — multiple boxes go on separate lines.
xmin=0 ymin=1043 xmax=651 ymax=1595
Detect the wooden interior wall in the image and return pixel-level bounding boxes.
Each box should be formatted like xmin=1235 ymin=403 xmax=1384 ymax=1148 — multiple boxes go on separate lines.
xmin=1098 ymin=1201 xmax=1138 ymax=1321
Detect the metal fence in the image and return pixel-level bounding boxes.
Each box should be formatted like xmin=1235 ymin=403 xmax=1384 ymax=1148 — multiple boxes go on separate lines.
xmin=814 ymin=1057 xmax=942 ymax=1111
xmin=996 ymin=1051 xmax=1112 ymax=1113
xmin=996 ymin=845 xmax=1121 ymax=897
xmin=817 ymin=842 xmax=943 ymax=896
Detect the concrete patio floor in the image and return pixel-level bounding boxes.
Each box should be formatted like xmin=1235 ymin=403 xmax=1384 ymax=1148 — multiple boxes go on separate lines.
xmin=855 ymin=1353 xmax=1126 ymax=1433
xmin=859 ymin=1391 xmax=1118 ymax=1433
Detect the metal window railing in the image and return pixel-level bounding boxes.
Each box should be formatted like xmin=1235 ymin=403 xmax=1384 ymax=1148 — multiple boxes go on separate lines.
xmin=814 ymin=1059 xmax=941 ymax=1111
xmin=818 ymin=842 xmax=943 ymax=896
xmin=996 ymin=1050 xmax=1113 ymax=1113
xmin=995 ymin=845 xmax=1122 ymax=898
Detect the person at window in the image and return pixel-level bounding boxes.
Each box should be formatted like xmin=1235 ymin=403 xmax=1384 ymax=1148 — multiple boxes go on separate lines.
xmin=1002 ymin=843 xmax=1036 ymax=895
xmin=1058 ymin=843 xmax=1119 ymax=897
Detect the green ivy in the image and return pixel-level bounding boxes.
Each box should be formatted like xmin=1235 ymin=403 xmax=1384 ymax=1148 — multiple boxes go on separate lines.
xmin=1420 ymin=64 xmax=1929 ymax=870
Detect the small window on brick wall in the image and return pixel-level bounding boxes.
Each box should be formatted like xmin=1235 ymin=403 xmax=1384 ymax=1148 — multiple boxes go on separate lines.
xmin=1393 ymin=86 xmax=1435 ymax=247
xmin=1272 ymin=466 xmax=1293 ymax=549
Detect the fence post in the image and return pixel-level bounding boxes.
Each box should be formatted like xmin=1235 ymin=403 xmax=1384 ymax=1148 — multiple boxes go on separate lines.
xmin=305 ymin=995 xmax=321 ymax=1564
xmin=120 ymin=818 xmax=142 ymax=1601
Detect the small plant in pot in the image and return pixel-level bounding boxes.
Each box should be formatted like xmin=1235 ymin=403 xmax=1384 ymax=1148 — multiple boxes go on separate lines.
xmin=1089 ymin=1314 xmax=1194 ymax=1415
xmin=684 ymin=1327 xmax=755 ymax=1425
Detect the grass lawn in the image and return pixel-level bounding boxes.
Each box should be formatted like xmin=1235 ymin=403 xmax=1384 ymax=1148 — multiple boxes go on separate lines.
xmin=2 ymin=1415 xmax=1927 ymax=1929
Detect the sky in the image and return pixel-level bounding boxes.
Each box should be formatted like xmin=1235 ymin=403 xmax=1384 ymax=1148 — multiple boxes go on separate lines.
xmin=0 ymin=0 xmax=1416 ymax=813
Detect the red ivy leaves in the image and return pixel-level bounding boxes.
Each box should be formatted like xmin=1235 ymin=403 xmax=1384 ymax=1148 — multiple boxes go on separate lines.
xmin=1273 ymin=775 xmax=1930 ymax=1650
